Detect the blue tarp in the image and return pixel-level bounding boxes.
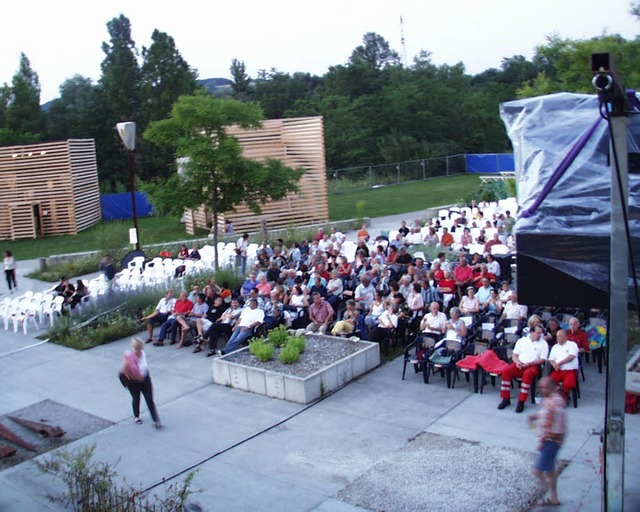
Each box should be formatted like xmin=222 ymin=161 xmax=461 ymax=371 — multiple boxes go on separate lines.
xmin=101 ymin=192 xmax=153 ymax=220
xmin=466 ymin=153 xmax=515 ymax=174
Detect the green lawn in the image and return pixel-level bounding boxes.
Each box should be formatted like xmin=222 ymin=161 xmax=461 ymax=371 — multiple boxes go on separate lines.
xmin=4 ymin=174 xmax=481 ymax=259
xmin=328 ymin=174 xmax=482 ymax=220
xmin=3 ymin=216 xmax=209 ymax=260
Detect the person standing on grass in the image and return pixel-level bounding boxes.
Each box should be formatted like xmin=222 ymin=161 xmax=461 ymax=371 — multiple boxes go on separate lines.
xmin=528 ymin=377 xmax=566 ymax=507
xmin=3 ymin=250 xmax=17 ymax=294
xmin=121 ymin=337 xmax=161 ymax=429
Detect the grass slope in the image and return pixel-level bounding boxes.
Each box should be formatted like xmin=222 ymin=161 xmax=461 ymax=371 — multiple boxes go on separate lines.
xmin=328 ymin=174 xmax=481 ymax=220
xmin=4 ymin=216 xmax=208 ymax=260
xmin=4 ymin=175 xmax=481 ymax=259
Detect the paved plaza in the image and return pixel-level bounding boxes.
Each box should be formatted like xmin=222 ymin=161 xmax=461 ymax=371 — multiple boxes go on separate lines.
xmin=0 ymin=213 xmax=638 ymax=511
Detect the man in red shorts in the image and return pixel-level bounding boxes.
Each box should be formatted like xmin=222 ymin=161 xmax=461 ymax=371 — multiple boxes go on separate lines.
xmin=497 ymin=325 xmax=549 ymax=413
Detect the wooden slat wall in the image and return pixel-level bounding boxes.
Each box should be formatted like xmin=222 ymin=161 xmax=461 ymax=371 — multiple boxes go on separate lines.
xmin=186 ymin=116 xmax=328 ymax=235
xmin=69 ymin=139 xmax=102 ymax=231
xmin=0 ymin=139 xmax=101 ymax=240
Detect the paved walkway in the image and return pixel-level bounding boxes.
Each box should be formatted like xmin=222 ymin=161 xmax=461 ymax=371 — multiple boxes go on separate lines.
xmin=0 ymin=215 xmax=638 ymax=511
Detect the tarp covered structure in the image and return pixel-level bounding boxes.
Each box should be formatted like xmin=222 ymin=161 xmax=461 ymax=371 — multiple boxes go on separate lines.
xmin=101 ymin=192 xmax=153 ymax=220
xmin=500 ymin=92 xmax=640 ymax=308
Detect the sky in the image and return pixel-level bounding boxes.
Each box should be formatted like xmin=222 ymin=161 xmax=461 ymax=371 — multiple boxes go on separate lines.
xmin=1 ymin=0 xmax=638 ymax=104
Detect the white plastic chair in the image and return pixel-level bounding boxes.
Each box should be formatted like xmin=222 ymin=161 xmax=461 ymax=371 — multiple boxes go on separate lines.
xmin=42 ymin=296 xmax=62 ymax=327
xmin=468 ymin=243 xmax=485 ymax=255
xmin=0 ymin=298 xmax=12 ymax=330
xmin=491 ymin=244 xmax=510 ymax=256
xmin=144 ymin=257 xmax=163 ymax=271
xmin=10 ymin=299 xmax=39 ymax=334
xmin=127 ymin=256 xmax=146 ymax=273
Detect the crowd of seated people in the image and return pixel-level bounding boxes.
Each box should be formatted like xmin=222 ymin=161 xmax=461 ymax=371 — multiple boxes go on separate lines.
xmin=138 ymin=201 xmax=601 ymax=393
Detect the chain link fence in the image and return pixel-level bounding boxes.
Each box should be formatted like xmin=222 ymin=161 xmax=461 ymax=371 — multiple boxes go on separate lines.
xmin=326 ymin=154 xmax=467 ymax=194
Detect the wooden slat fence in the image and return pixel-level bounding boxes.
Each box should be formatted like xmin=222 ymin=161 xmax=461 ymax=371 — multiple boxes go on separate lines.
xmin=185 ymin=116 xmax=328 ymax=235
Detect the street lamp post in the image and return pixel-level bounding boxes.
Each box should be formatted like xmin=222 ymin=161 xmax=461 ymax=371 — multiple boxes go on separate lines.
xmin=116 ymin=122 xmax=141 ymax=252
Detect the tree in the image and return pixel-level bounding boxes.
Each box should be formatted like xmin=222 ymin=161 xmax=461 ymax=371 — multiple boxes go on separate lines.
xmin=99 ymin=15 xmax=140 ymax=191
xmin=138 ymin=29 xmax=198 ymax=181
xmin=230 ymin=59 xmax=252 ymax=100
xmin=139 ymin=29 xmax=198 ymax=125
xmin=349 ymin=32 xmax=400 ymax=70
xmin=521 ymin=34 xmax=640 ymax=97
xmin=144 ymin=92 xmax=305 ymax=268
xmin=5 ymin=53 xmax=43 ymax=140
xmin=100 ymin=14 xmax=140 ymax=121
xmin=45 ymin=75 xmax=96 ymax=140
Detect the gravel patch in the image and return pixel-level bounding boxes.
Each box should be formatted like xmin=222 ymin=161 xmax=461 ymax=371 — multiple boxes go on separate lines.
xmin=222 ymin=334 xmax=368 ymax=378
xmin=0 ymin=399 xmax=113 ymax=471
xmin=337 ymin=432 xmax=564 ymax=512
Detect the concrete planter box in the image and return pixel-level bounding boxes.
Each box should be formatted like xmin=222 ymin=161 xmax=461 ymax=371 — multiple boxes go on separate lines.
xmin=212 ymin=335 xmax=380 ymax=404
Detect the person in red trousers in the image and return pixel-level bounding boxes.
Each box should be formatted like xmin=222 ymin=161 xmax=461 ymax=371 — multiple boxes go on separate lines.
xmin=548 ymin=329 xmax=579 ymax=400
xmin=498 ymin=325 xmax=549 ymax=413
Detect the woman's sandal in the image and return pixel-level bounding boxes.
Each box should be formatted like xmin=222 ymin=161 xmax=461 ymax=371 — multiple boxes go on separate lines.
xmin=134 ymin=417 xmax=142 ymax=425
xmin=206 ymin=350 xmax=216 ymax=357
xmin=193 ymin=345 xmax=202 ymax=353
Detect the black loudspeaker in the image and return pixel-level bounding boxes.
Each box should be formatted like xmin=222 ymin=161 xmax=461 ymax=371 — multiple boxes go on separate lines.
xmin=516 ymin=234 xmax=640 ymax=309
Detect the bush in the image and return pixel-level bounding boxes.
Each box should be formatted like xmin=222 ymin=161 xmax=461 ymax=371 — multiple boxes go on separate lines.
xmin=279 ymin=343 xmax=301 ymax=364
xmin=182 ymin=270 xmax=217 ymax=290
xmin=279 ymin=225 xmax=320 ymax=247
xmin=249 ymin=339 xmax=274 ymax=362
xmin=26 ymin=256 xmax=105 ymax=282
xmin=464 ymin=178 xmax=516 ymax=204
xmin=286 ymin=335 xmax=306 ymax=354
xmin=213 ymin=266 xmax=244 ymax=291
xmin=182 ymin=267 xmax=243 ymax=292
xmin=42 ymin=290 xmax=161 ymax=350
xmin=267 ymin=325 xmax=289 ymax=348
xmin=48 ymin=311 xmax=142 ymax=351
xmin=34 ymin=444 xmax=195 ymax=511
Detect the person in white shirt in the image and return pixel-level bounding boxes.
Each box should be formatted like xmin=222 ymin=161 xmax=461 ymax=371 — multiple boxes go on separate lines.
xmin=370 ymin=303 xmax=398 ymax=354
xmin=548 ymin=329 xmax=580 ymax=400
xmin=221 ymin=298 xmax=264 ymax=354
xmin=140 ymin=290 xmax=176 ymax=344
xmin=3 ymin=250 xmax=17 ymax=293
xmin=420 ymin=302 xmax=447 ymax=336
xmin=236 ymin=233 xmax=249 ymax=274
xmin=331 ymin=227 xmax=346 ymax=245
xmin=497 ymin=325 xmax=549 ymax=413
xmin=459 ymin=286 xmax=480 ymax=315
xmin=432 ymin=252 xmax=451 ymax=273
xmin=499 ymin=281 xmax=513 ymax=305
xmin=486 ymin=254 xmax=501 ymax=278
xmin=499 ymin=292 xmax=528 ymax=326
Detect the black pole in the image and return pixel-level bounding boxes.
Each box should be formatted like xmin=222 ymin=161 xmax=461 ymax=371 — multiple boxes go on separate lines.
xmin=128 ymin=149 xmax=141 ymax=251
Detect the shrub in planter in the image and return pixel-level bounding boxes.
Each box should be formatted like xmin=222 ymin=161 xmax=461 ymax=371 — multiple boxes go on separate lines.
xmin=249 ymin=339 xmax=274 ymax=362
xmin=267 ymin=325 xmax=289 ymax=348
xmin=286 ymin=335 xmax=306 ymax=354
xmin=279 ymin=344 xmax=301 ymax=364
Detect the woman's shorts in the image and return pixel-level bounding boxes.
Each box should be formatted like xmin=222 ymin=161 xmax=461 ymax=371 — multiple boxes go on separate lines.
xmin=535 ymin=440 xmax=560 ymax=473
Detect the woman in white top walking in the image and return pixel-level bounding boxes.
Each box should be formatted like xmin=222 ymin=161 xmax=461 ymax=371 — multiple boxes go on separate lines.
xmin=3 ymin=250 xmax=17 ymax=294
xmin=121 ymin=337 xmax=161 ymax=428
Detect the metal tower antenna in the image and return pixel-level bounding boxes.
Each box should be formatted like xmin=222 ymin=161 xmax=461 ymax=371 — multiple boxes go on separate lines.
xmin=400 ymin=16 xmax=408 ymax=67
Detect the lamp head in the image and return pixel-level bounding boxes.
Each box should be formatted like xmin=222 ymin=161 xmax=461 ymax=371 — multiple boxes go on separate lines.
xmin=116 ymin=122 xmax=136 ymax=151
